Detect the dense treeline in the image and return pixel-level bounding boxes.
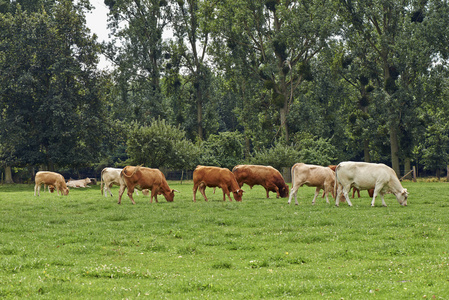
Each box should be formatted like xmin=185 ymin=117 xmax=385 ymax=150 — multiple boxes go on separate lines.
xmin=1 ymin=0 xmax=449 ymax=183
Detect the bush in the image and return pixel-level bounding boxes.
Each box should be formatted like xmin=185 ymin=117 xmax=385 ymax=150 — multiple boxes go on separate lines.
xmin=198 ymin=131 xmax=245 ymax=170
xmin=250 ymin=142 xmax=299 ymax=170
xmin=126 ymin=119 xmax=199 ymax=169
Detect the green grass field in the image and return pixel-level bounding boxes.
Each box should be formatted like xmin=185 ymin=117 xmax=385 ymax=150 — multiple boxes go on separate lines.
xmin=1 ymin=181 xmax=449 ymax=299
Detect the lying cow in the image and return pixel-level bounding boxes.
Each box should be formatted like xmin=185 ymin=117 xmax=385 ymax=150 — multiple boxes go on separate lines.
xmin=34 ymin=171 xmax=69 ymax=196
xmin=232 ymin=165 xmax=289 ymax=198
xmin=193 ymin=165 xmax=244 ymax=202
xmin=118 ymin=166 xmax=178 ymax=204
xmin=288 ymin=163 xmax=335 ymax=205
xmin=335 ymin=161 xmax=408 ymax=207
xmin=66 ymin=177 xmax=91 ymax=188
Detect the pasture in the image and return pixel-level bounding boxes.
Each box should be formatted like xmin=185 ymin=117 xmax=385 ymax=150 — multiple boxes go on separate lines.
xmin=1 ymin=181 xmax=448 ymax=299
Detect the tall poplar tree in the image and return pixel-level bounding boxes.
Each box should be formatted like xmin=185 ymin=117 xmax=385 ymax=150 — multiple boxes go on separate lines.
xmin=210 ymin=0 xmax=338 ymax=142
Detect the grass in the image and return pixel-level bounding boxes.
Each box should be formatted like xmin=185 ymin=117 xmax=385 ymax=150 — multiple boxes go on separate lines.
xmin=1 ymin=181 xmax=449 ymax=299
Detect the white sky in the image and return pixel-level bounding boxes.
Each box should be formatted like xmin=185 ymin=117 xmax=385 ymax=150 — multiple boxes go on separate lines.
xmin=85 ymin=0 xmax=113 ymax=70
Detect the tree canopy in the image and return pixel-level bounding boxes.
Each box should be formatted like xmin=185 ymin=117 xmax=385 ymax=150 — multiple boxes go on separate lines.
xmin=1 ymin=0 xmax=449 ymax=181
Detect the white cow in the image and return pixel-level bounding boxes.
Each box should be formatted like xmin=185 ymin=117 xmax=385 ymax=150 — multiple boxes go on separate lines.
xmin=288 ymin=163 xmax=336 ymax=205
xmin=100 ymin=167 xmax=124 ymax=197
xmin=100 ymin=167 xmax=144 ymax=197
xmin=335 ymin=161 xmax=408 ymax=207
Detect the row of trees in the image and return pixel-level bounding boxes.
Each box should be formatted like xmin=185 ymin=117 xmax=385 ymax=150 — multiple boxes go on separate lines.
xmin=1 ymin=0 xmax=449 ymax=183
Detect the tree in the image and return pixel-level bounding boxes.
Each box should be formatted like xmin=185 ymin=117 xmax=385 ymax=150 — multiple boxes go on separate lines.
xmin=211 ymin=0 xmax=338 ymax=142
xmin=170 ymin=0 xmax=214 ymax=140
xmin=338 ymin=0 xmax=449 ymax=175
xmin=0 ymin=1 xmax=105 ymax=173
xmin=198 ymin=131 xmax=245 ymax=170
xmin=103 ymin=0 xmax=172 ymax=123
xmin=126 ymin=118 xmax=199 ymax=169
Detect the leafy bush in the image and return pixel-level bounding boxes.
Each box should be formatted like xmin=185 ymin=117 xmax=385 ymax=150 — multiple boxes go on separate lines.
xmin=250 ymin=142 xmax=299 ymax=170
xmin=126 ymin=118 xmax=199 ymax=169
xmin=198 ymin=131 xmax=245 ymax=170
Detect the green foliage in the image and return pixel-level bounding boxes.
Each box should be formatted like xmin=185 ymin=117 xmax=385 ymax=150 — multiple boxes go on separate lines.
xmin=250 ymin=142 xmax=299 ymax=170
xmin=0 ymin=1 xmax=104 ymax=170
xmin=126 ymin=119 xmax=199 ymax=169
xmin=292 ymin=133 xmax=337 ymax=166
xmin=198 ymin=131 xmax=245 ymax=170
xmin=421 ymin=120 xmax=449 ymax=177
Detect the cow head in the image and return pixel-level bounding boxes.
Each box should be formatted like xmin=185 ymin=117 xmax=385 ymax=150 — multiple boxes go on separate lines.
xmin=279 ymin=185 xmax=290 ymax=198
xmin=165 ymin=189 xmax=179 ymax=202
xmin=232 ymin=189 xmax=244 ymax=201
xmin=49 ymin=185 xmax=55 ymax=193
xmin=397 ymin=188 xmax=408 ymax=206
xmin=62 ymin=187 xmax=70 ymax=196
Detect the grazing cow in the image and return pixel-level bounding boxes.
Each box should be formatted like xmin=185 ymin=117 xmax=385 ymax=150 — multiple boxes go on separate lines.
xmin=335 ymin=161 xmax=408 ymax=207
xmin=47 ymin=184 xmax=55 ymax=193
xmin=232 ymin=165 xmax=289 ymax=198
xmin=34 ymin=171 xmax=69 ymax=196
xmin=118 ymin=166 xmax=178 ymax=204
xmin=193 ymin=165 xmax=244 ymax=202
xmin=66 ymin=177 xmax=92 ymax=188
xmin=288 ymin=163 xmax=335 ymax=205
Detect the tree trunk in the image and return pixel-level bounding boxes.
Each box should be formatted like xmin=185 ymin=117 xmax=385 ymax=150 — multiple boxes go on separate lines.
xmin=196 ymin=88 xmax=203 ymax=141
xmin=363 ymin=139 xmax=370 ymax=162
xmin=280 ymin=103 xmax=289 ymax=142
xmin=404 ymin=158 xmax=411 ymax=180
xmin=389 ymin=124 xmax=400 ymax=176
xmin=4 ymin=166 xmax=14 ymax=184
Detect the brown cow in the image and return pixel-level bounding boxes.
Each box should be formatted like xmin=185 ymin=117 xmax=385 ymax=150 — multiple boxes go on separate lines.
xmin=118 ymin=166 xmax=178 ymax=204
xmin=232 ymin=165 xmax=289 ymax=198
xmin=34 ymin=171 xmax=69 ymax=196
xmin=193 ymin=165 xmax=244 ymax=202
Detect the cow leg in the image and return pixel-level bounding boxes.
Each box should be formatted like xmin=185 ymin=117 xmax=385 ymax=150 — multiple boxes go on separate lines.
xmin=198 ymin=184 xmax=208 ymax=202
xmin=312 ymin=187 xmax=320 ymax=205
xmin=118 ymin=185 xmax=127 ymax=204
xmin=342 ymin=186 xmax=353 ymax=206
xmin=380 ymin=193 xmax=387 ymax=207
xmin=274 ymin=186 xmax=281 ymax=198
xmin=150 ymin=189 xmax=156 ymax=203
xmin=193 ymin=183 xmax=199 ymax=202
xmin=324 ymin=186 xmax=331 ymax=204
xmin=371 ymin=188 xmax=379 ymax=207
xmin=288 ymin=184 xmax=300 ymax=205
xmin=105 ymin=183 xmax=112 ymax=197
xmin=127 ymin=187 xmax=137 ymax=205
xmin=265 ymin=188 xmax=270 ymax=198
xmin=34 ymin=183 xmax=39 ymax=196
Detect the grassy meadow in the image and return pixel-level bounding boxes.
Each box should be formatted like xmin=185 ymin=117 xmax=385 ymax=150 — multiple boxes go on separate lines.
xmin=1 ymin=180 xmax=449 ymax=299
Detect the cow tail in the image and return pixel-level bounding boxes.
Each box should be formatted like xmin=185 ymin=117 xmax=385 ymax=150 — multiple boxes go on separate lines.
xmin=290 ymin=164 xmax=295 ymax=188
xmin=334 ymin=164 xmax=339 ymax=198
xmin=100 ymin=168 xmax=104 ymax=195
xmin=122 ymin=165 xmax=140 ymax=178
